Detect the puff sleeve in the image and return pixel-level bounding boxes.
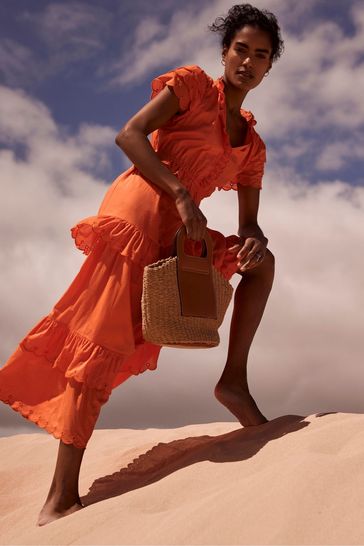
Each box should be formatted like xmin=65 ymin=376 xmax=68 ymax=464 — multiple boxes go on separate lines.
xmin=150 ymin=64 xmax=209 ymax=114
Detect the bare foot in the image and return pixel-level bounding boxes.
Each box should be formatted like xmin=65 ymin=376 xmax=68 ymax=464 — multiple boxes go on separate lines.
xmin=37 ymin=497 xmax=84 ymax=527
xmin=214 ymin=378 xmax=268 ymax=427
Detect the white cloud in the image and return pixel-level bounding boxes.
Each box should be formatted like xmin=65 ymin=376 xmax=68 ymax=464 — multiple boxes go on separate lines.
xmin=0 ymin=85 xmax=57 ymax=143
xmin=0 ymin=38 xmax=43 ymax=88
xmin=21 ymin=1 xmax=110 ymax=68
xmin=315 ymin=135 xmax=364 ymax=171
xmin=134 ymin=16 xmax=166 ymax=46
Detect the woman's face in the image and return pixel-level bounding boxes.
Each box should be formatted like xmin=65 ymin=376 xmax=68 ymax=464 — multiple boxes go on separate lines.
xmin=222 ymin=24 xmax=273 ymax=91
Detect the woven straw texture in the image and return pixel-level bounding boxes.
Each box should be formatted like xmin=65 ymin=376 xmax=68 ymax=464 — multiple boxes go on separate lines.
xmin=141 ymin=255 xmax=233 ymax=348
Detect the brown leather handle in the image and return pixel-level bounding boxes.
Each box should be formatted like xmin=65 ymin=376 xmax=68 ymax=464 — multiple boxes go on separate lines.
xmin=172 ymin=224 xmax=217 ymax=319
xmin=172 ymin=225 xmax=213 ymax=274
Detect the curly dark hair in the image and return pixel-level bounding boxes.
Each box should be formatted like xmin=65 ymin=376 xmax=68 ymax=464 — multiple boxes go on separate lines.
xmin=207 ymin=3 xmax=284 ymax=63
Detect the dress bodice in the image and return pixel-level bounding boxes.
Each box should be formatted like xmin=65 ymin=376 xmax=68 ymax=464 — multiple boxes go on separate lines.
xmin=138 ymin=64 xmax=267 ymax=204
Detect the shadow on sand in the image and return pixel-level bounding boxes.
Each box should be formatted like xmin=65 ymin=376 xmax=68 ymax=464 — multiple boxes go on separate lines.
xmin=81 ymin=412 xmax=337 ymax=507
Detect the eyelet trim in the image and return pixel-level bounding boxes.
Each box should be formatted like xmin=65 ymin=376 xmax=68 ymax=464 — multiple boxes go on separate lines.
xmin=70 ymin=215 xmax=160 ymax=269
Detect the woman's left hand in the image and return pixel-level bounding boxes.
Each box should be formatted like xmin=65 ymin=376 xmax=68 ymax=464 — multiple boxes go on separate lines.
xmin=228 ymin=237 xmax=267 ymax=272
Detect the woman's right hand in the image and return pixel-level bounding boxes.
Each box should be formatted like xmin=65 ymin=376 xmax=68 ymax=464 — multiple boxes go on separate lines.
xmin=175 ymin=190 xmax=208 ymax=241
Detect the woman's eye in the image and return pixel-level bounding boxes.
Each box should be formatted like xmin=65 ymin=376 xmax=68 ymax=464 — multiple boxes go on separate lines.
xmin=236 ymin=48 xmax=266 ymax=60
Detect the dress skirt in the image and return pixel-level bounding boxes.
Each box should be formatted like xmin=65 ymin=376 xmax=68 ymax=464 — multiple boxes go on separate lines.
xmin=0 ymin=166 xmax=241 ymax=449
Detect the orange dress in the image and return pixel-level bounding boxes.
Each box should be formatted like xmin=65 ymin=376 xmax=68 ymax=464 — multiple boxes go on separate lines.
xmin=0 ymin=65 xmax=266 ymax=449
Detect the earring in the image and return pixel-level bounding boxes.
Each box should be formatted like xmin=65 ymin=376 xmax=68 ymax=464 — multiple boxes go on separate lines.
xmin=264 ymin=70 xmax=270 ymax=76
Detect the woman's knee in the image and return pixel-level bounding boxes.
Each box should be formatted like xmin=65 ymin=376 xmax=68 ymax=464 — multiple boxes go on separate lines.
xmin=260 ymin=248 xmax=275 ymax=279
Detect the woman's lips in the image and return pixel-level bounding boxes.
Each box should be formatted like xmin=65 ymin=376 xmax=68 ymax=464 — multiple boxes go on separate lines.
xmin=237 ymin=72 xmax=252 ymax=81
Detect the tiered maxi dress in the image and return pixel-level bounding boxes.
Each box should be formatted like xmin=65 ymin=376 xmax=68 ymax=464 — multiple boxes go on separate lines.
xmin=0 ymin=65 xmax=266 ymax=449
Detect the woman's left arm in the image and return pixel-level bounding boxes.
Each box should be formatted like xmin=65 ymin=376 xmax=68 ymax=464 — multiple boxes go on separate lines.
xmin=228 ymin=184 xmax=268 ymax=272
xmin=237 ymin=185 xmax=267 ymax=243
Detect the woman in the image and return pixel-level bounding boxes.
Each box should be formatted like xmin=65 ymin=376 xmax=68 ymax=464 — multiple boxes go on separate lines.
xmin=0 ymin=3 xmax=284 ymax=526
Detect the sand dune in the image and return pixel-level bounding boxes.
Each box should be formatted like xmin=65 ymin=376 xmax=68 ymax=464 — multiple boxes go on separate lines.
xmin=1 ymin=412 xmax=364 ymax=545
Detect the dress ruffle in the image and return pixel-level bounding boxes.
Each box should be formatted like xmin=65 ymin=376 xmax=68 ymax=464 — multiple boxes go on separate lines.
xmin=20 ymin=315 xmax=123 ymax=390
xmin=217 ymin=180 xmax=262 ymax=192
xmin=16 ymin=312 xmax=161 ymax=392
xmin=216 ymin=235 xmax=240 ymax=280
xmin=70 ymin=214 xmax=160 ymax=269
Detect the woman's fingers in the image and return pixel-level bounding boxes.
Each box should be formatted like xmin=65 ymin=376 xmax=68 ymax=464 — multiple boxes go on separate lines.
xmin=237 ymin=239 xmax=266 ymax=271
xmin=237 ymin=239 xmax=255 ymax=261
xmin=227 ymin=244 xmax=241 ymax=253
xmin=221 ymin=237 xmax=267 ymax=272
xmin=227 ymin=241 xmax=256 ymax=268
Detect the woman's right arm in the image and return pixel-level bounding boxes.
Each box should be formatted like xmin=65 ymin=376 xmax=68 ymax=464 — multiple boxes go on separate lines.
xmin=115 ymin=86 xmax=207 ymax=242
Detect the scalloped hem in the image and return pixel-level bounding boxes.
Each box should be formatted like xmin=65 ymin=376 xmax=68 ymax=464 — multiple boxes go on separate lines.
xmin=0 ymin=391 xmax=89 ymax=449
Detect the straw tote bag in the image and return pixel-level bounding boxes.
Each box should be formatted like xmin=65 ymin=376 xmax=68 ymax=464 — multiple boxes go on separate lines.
xmin=141 ymin=224 xmax=234 ymax=348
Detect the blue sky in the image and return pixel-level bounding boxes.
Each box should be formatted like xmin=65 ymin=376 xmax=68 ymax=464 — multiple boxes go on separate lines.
xmin=1 ymin=0 xmax=363 ymax=437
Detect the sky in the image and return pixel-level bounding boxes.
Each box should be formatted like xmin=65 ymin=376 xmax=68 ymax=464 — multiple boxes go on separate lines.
xmin=0 ymin=0 xmax=363 ymax=439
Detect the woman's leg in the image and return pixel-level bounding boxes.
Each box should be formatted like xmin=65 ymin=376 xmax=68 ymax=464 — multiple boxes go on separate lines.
xmin=36 ymin=379 xmax=111 ymax=527
xmin=214 ymin=248 xmax=275 ymax=426
xmin=37 ymin=440 xmax=85 ymax=526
